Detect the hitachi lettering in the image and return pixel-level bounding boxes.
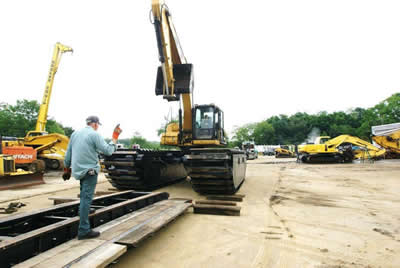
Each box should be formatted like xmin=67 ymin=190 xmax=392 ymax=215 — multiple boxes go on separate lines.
xmin=13 ymin=155 xmax=33 ymax=160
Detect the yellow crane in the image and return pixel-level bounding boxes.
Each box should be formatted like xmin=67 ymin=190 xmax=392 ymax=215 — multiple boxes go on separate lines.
xmin=23 ymin=43 xmax=73 ymax=170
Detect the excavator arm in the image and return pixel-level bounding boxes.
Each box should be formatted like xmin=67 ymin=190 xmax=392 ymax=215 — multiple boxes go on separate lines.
xmin=326 ymin=135 xmax=386 ymax=159
xmin=151 ymin=0 xmax=193 ymax=143
xmin=34 ymin=42 xmax=73 ymax=134
xmin=372 ymin=130 xmax=400 ymax=154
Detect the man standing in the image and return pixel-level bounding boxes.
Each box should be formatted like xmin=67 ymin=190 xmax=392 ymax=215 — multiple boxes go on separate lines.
xmin=63 ymin=116 xmax=122 ymax=240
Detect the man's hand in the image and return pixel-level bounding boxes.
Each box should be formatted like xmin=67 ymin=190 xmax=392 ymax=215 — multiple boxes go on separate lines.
xmin=112 ymin=124 xmax=122 ymax=144
xmin=62 ymin=168 xmax=71 ymax=181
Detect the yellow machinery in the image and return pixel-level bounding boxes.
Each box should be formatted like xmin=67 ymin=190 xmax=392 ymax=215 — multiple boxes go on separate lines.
xmin=298 ymin=135 xmax=386 ymax=163
xmin=104 ymin=0 xmax=246 ymax=194
xmin=372 ymin=123 xmax=400 ymax=158
xmin=22 ymin=43 xmax=72 ymax=170
xmin=153 ymin=0 xmax=246 ymax=194
xmin=275 ymin=145 xmax=296 ymax=158
xmin=0 ymin=140 xmax=44 ymax=190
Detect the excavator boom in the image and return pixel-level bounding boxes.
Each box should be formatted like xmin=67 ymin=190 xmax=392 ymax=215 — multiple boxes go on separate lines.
xmin=372 ymin=123 xmax=400 ymax=158
xmin=152 ymin=0 xmax=193 ymax=137
xmin=22 ymin=43 xmax=72 ymax=170
xmin=35 ymin=43 xmax=73 ymax=133
xmin=298 ymin=135 xmax=385 ymax=163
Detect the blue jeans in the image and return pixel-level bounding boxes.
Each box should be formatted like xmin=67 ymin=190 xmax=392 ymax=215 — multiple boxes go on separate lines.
xmin=78 ymin=173 xmax=98 ymax=237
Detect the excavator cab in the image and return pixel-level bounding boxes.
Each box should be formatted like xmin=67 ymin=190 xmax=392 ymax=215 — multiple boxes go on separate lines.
xmin=193 ymin=104 xmax=225 ymax=144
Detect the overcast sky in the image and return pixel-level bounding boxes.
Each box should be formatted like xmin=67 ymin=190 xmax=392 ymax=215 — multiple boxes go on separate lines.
xmin=1 ymin=0 xmax=400 ymax=141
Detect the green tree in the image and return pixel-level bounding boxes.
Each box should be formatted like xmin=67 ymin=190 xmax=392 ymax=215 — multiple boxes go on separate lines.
xmin=130 ymin=132 xmax=161 ymax=150
xmin=233 ymin=93 xmax=400 ymax=146
xmin=253 ymin=121 xmax=275 ymax=144
xmin=0 ymin=99 xmax=73 ymax=137
xmin=231 ymin=123 xmax=256 ymax=147
xmin=62 ymin=126 xmax=75 ymax=137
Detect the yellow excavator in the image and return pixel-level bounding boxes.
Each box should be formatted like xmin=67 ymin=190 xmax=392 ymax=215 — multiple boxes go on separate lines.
xmin=275 ymin=145 xmax=296 ymax=158
xmin=103 ymin=0 xmax=246 ymax=194
xmin=298 ymin=135 xmax=386 ymax=163
xmin=371 ymin=123 xmax=400 ymax=158
xmin=22 ymin=43 xmax=72 ymax=170
xmin=0 ymin=137 xmax=44 ymax=190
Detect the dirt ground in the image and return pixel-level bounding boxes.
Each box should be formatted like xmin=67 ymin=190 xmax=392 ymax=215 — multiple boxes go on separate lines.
xmin=1 ymin=156 xmax=400 ymax=267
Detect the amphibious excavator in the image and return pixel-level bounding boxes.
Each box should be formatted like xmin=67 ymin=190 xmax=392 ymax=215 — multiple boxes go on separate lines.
xmin=298 ymin=135 xmax=386 ymax=163
xmin=372 ymin=123 xmax=400 ymax=158
xmin=22 ymin=43 xmax=72 ymax=170
xmin=104 ymin=0 xmax=246 ymax=194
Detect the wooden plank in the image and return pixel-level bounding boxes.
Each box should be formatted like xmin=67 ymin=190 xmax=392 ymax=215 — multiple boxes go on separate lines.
xmin=206 ymin=194 xmax=244 ymax=202
xmin=169 ymin=197 xmax=193 ymax=202
xmin=48 ymin=197 xmax=79 ymax=205
xmin=195 ymin=200 xmax=237 ymax=206
xmin=116 ymin=202 xmax=191 ymax=247
xmin=14 ymin=198 xmax=190 ymax=268
xmin=99 ymin=201 xmax=174 ymax=241
xmin=0 ymin=191 xmax=161 ymax=252
xmin=14 ymin=201 xmax=172 ymax=268
xmin=0 ymin=236 xmax=13 ymax=241
xmin=14 ymin=239 xmax=105 ymax=268
xmin=70 ymin=243 xmax=126 ymax=268
xmin=193 ymin=204 xmax=241 ymax=216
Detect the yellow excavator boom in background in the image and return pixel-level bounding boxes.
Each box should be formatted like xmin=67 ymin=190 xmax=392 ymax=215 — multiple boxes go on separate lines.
xmin=298 ymin=135 xmax=385 ymax=163
xmin=372 ymin=123 xmax=400 ymax=158
xmin=23 ymin=43 xmax=73 ymax=170
xmin=32 ymin=43 xmax=73 ymax=134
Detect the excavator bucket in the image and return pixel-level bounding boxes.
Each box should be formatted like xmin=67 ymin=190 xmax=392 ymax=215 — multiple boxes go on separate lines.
xmin=155 ymin=64 xmax=193 ymax=98
xmin=0 ymin=172 xmax=44 ymax=191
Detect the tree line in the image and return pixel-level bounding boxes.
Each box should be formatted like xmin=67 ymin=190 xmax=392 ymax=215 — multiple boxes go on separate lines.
xmin=0 ymin=99 xmax=164 ymax=149
xmin=0 ymin=99 xmax=73 ymax=137
xmin=2 ymin=93 xmax=399 ymax=150
xmin=230 ymin=93 xmax=400 ymax=147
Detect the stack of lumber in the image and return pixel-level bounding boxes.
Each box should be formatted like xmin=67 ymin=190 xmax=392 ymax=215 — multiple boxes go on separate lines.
xmin=193 ymin=194 xmax=245 ymax=216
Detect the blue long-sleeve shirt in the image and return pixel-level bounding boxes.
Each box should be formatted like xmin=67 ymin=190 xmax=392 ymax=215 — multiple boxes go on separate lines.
xmin=64 ymin=126 xmax=115 ymax=180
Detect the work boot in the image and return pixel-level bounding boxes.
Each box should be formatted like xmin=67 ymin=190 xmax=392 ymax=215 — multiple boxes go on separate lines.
xmin=78 ymin=230 xmax=100 ymax=240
